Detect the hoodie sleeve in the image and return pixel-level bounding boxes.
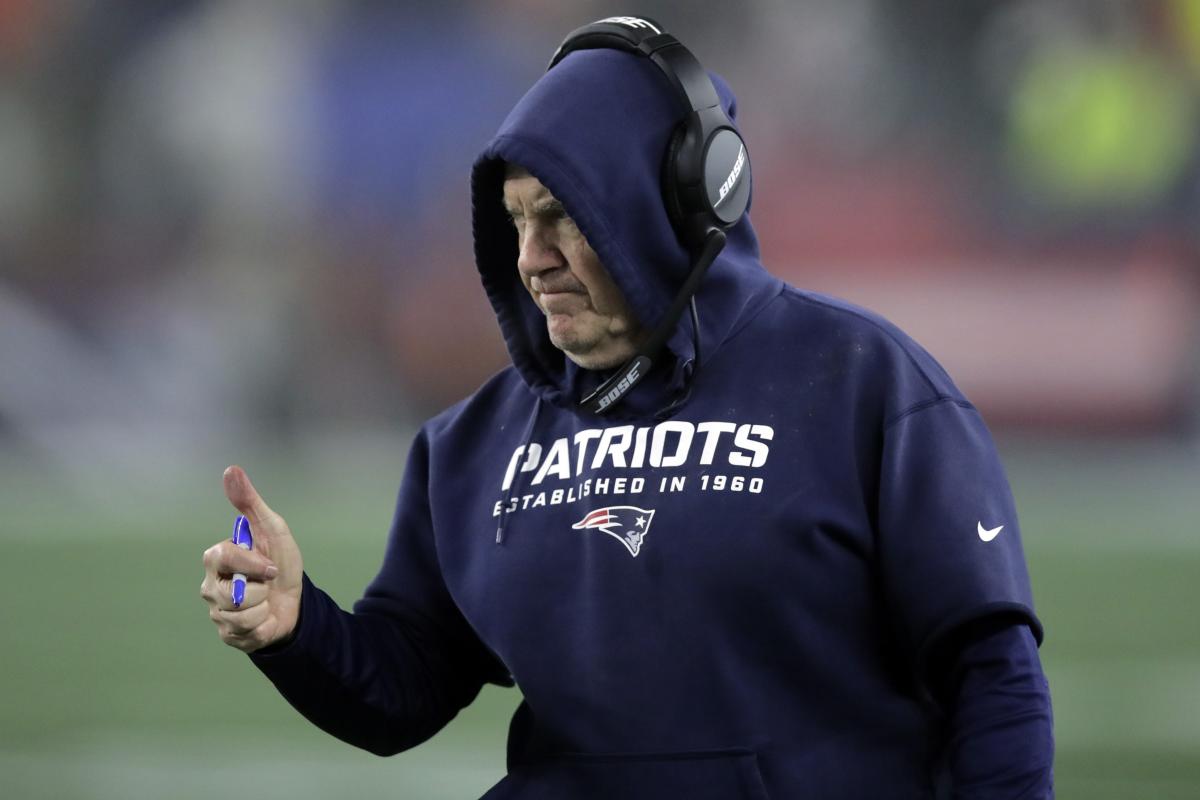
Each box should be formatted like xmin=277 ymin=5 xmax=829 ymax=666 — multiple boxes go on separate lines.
xmin=876 ymin=397 xmax=1043 ymax=677
xmin=937 ymin=621 xmax=1055 ymax=798
xmin=249 ymin=429 xmax=509 ymax=756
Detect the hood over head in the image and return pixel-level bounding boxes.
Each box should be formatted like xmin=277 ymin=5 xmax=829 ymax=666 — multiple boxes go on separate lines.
xmin=471 ymin=47 xmax=780 ymax=417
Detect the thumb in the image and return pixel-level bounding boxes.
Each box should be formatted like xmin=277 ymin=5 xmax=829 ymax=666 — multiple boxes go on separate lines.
xmin=223 ymin=465 xmax=279 ymax=529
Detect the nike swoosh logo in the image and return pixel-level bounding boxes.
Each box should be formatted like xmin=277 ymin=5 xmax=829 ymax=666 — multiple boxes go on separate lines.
xmin=977 ymin=522 xmax=1004 ymax=542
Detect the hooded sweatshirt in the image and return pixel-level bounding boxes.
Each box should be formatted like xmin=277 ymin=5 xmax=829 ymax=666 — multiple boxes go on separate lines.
xmin=251 ymin=49 xmax=1052 ymax=798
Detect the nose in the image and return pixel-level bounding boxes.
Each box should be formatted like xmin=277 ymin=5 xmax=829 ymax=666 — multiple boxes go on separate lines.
xmin=516 ymin=221 xmax=563 ymax=280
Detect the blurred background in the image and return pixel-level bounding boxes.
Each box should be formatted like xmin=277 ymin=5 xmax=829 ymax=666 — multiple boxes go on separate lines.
xmin=1 ymin=0 xmax=1198 ymax=797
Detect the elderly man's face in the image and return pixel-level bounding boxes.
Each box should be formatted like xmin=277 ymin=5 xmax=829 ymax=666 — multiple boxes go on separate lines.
xmin=502 ymin=166 xmax=643 ymax=370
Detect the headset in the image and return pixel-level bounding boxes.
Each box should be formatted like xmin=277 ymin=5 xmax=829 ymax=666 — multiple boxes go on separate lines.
xmin=546 ymin=16 xmax=752 ymax=415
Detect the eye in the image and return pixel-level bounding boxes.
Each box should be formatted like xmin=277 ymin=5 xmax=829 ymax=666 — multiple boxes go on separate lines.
xmin=548 ymin=208 xmax=577 ymax=232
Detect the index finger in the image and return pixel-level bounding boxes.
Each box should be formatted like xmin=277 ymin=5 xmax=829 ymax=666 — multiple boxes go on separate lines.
xmin=202 ymin=540 xmax=277 ymax=581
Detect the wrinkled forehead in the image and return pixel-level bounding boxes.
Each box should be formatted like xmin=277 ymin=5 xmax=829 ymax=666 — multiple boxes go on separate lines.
xmin=501 ymin=162 xmax=558 ymax=210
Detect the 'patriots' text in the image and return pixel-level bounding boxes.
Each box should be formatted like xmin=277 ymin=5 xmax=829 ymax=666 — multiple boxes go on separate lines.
xmin=501 ymin=421 xmax=775 ymax=490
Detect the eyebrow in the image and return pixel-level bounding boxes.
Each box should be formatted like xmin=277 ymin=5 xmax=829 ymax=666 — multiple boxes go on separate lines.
xmin=504 ymin=197 xmax=569 ymax=219
xmin=534 ymin=198 xmax=567 ymax=217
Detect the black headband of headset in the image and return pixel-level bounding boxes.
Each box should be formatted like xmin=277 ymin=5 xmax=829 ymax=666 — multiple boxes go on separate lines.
xmin=548 ymin=17 xmax=720 ymax=115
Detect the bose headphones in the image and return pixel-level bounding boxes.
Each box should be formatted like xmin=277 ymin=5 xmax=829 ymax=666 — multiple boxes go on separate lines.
xmin=547 ymin=16 xmax=752 ymax=414
xmin=548 ymin=16 xmax=751 ymax=251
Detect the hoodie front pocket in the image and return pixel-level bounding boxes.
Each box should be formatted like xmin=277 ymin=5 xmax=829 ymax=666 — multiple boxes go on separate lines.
xmin=479 ymin=747 xmax=772 ymax=800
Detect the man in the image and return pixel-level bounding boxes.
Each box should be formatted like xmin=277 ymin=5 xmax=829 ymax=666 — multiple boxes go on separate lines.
xmin=201 ymin=18 xmax=1053 ymax=799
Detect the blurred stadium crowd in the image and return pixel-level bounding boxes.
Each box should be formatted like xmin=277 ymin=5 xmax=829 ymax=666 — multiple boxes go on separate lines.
xmin=2 ymin=0 xmax=1198 ymax=483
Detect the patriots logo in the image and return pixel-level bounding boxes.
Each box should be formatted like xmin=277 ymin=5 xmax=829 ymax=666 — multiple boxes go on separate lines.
xmin=571 ymin=506 xmax=656 ymax=557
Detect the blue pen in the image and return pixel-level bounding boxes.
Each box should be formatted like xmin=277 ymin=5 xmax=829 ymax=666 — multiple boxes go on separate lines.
xmin=231 ymin=514 xmax=252 ymax=608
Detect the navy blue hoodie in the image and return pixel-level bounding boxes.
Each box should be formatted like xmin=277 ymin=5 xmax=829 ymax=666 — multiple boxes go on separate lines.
xmin=252 ymin=49 xmax=1052 ymax=798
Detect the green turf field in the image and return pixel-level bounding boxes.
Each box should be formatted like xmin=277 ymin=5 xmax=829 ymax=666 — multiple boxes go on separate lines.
xmin=1 ymin=434 xmax=1197 ymax=798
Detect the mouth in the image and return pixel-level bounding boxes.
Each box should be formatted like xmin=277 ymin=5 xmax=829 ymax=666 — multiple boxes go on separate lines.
xmin=539 ymin=290 xmax=586 ymax=314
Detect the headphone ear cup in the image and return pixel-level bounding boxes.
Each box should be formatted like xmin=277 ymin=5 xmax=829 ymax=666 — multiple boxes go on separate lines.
xmin=661 ymin=123 xmax=692 ymax=246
